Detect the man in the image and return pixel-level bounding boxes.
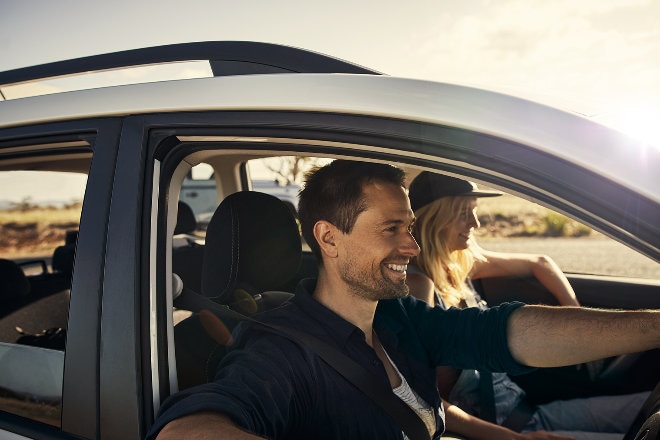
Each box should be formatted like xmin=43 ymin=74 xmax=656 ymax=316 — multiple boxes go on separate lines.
xmin=151 ymin=160 xmax=659 ymax=440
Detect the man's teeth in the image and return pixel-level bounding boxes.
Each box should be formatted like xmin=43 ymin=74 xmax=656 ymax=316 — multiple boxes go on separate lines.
xmin=386 ymin=264 xmax=407 ymax=272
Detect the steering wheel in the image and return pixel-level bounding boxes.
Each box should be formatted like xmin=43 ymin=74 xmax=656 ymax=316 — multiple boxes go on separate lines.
xmin=623 ymin=381 xmax=660 ymax=440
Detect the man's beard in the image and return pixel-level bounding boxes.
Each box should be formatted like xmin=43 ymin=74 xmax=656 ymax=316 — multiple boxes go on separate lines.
xmin=339 ymin=253 xmax=409 ymax=301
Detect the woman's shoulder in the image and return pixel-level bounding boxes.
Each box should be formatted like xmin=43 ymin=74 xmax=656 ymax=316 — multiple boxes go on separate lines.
xmin=406 ymin=266 xmax=438 ymax=306
xmin=406 ymin=265 xmax=433 ymax=289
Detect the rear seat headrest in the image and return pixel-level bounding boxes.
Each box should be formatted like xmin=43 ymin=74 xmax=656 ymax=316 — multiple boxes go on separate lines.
xmin=201 ymin=191 xmax=302 ymax=304
xmin=64 ymin=230 xmax=78 ymax=245
xmin=174 ymin=201 xmax=197 ymax=235
xmin=0 ymin=258 xmax=30 ymax=302
xmin=52 ymin=244 xmax=75 ymax=275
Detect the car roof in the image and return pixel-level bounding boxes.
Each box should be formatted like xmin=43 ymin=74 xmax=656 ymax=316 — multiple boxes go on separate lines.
xmin=0 ymin=41 xmax=656 ymax=204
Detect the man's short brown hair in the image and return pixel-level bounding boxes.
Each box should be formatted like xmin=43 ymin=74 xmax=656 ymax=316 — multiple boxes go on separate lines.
xmin=298 ymin=160 xmax=406 ymax=262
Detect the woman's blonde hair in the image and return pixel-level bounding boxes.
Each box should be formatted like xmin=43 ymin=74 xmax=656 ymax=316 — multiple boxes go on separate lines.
xmin=412 ymin=196 xmax=483 ymax=307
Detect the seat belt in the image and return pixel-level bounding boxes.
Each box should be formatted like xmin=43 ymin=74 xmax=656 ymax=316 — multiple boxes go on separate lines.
xmin=477 ymin=370 xmax=535 ymax=431
xmin=174 ymin=286 xmax=433 ymax=440
xmin=478 ymin=371 xmax=497 ymax=423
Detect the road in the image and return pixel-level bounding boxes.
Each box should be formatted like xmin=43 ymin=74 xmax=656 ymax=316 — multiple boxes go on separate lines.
xmin=479 ymin=237 xmax=660 ymax=280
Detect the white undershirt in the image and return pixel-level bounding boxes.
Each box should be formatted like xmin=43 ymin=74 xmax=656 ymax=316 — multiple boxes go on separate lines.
xmin=381 ymin=343 xmax=436 ymax=439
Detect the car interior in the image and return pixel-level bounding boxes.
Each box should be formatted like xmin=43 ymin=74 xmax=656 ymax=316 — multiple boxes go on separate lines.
xmin=164 ymin=150 xmax=659 ymax=413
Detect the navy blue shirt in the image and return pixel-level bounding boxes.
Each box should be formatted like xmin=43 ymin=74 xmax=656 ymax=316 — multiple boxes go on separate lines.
xmin=149 ymin=279 xmax=531 ymax=439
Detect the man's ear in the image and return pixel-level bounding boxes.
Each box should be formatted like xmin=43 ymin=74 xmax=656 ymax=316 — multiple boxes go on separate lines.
xmin=313 ymin=220 xmax=339 ymax=258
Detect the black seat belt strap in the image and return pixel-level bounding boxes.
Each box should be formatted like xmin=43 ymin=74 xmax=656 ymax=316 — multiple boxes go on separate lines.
xmin=478 ymin=371 xmax=496 ymax=423
xmin=272 ymin=325 xmax=432 ymax=440
xmin=174 ymin=287 xmax=432 ymax=440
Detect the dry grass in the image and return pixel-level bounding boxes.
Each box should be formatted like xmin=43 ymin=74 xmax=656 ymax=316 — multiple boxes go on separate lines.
xmin=0 ymin=197 xmax=593 ymax=258
xmin=0 ymin=207 xmax=80 ymax=224
xmin=476 ymin=194 xmax=592 ymax=239
xmin=0 ymin=205 xmax=81 ymax=258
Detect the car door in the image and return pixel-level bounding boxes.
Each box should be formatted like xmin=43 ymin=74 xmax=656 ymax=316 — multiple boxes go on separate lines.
xmin=0 ymin=118 xmax=122 ymax=439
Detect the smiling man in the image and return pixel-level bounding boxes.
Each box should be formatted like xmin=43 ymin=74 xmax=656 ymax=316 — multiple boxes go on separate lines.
xmin=150 ymin=160 xmax=659 ymax=440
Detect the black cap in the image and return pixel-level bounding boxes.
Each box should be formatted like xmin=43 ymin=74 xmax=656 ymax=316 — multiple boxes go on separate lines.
xmin=408 ymin=172 xmax=502 ymax=212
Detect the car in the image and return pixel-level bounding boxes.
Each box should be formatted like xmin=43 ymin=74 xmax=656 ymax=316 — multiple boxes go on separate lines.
xmin=0 ymin=41 xmax=658 ymax=440
xmin=180 ymin=169 xmax=300 ymax=224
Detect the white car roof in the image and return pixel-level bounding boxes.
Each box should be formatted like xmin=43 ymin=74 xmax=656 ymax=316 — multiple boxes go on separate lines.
xmin=0 ymin=73 xmax=656 ymax=202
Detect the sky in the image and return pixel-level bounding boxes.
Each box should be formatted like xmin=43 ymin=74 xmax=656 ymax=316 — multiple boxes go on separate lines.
xmin=1 ymin=0 xmax=659 ymax=200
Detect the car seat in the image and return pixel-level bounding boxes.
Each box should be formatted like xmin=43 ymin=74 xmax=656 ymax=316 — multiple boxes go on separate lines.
xmin=173 ymin=200 xmax=197 ymax=236
xmin=51 ymin=230 xmax=77 ymax=286
xmin=0 ymin=258 xmax=31 ymax=319
xmin=172 ymin=201 xmax=204 ymax=292
xmin=25 ymin=230 xmax=77 ymax=298
xmin=173 ymin=191 xmax=302 ymax=389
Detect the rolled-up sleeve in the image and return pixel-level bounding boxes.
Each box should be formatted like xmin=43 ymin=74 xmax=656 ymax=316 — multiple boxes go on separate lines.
xmin=401 ymin=297 xmax=534 ymax=375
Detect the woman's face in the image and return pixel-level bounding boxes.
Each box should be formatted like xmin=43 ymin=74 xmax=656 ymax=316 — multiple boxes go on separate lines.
xmin=444 ymin=197 xmax=480 ymax=252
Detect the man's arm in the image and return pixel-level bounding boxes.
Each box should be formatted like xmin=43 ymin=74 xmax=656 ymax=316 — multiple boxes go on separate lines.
xmin=507 ymin=305 xmax=660 ymax=367
xmin=156 ymin=412 xmax=264 ymax=440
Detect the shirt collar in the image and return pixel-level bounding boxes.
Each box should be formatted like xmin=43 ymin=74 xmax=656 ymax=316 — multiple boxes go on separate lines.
xmin=293 ymin=278 xmax=408 ymax=349
xmin=293 ymin=278 xmax=371 ymax=347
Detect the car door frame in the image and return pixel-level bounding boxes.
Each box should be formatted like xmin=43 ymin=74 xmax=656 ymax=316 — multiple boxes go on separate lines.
xmin=0 ymin=118 xmax=121 ymax=439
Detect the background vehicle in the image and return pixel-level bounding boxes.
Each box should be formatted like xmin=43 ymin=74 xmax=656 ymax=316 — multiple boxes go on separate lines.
xmin=0 ymin=42 xmax=657 ymax=439
xmin=180 ymin=168 xmax=300 ymax=223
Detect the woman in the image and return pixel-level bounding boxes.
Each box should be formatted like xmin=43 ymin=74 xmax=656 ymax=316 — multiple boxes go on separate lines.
xmin=406 ymin=171 xmax=649 ymax=440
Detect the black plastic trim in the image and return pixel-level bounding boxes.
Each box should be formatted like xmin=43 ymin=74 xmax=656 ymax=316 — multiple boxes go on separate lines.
xmin=0 ymin=41 xmax=380 ymax=86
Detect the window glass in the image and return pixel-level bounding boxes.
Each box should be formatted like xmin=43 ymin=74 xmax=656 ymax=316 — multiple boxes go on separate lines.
xmin=0 ymin=343 xmax=64 ymax=426
xmin=182 ymin=158 xmax=659 ymax=279
xmin=247 ymin=156 xmax=331 ymax=208
xmin=475 ymin=192 xmax=660 ymax=279
xmin=0 ymin=169 xmax=86 ymax=427
xmin=179 ymin=158 xmax=330 ymax=231
xmin=180 ymin=163 xmax=217 ymax=227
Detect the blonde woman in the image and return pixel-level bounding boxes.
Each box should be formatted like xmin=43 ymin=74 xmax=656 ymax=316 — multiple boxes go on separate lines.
xmin=406 ymin=171 xmax=649 ymax=440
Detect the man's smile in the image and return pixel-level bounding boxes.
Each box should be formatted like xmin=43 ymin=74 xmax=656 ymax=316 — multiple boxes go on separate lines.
xmin=385 ymin=263 xmax=408 ymax=273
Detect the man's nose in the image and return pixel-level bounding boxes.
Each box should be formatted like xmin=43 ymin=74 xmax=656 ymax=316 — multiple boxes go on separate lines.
xmin=401 ymin=232 xmax=420 ymax=257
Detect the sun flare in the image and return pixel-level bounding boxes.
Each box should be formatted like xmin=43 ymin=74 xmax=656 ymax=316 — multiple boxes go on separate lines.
xmin=609 ymin=105 xmax=660 ymax=148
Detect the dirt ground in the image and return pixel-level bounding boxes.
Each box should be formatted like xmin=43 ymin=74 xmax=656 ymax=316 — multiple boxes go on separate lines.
xmin=0 ymin=222 xmax=78 ymax=258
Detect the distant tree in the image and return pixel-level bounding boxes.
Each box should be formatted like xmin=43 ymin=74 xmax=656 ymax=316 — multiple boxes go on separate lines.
xmin=265 ymin=157 xmax=319 ymax=185
xmin=64 ymin=199 xmax=83 ymax=210
xmin=11 ymin=197 xmax=35 ymax=211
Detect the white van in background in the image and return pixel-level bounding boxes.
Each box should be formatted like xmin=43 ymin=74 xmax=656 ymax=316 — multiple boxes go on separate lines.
xmin=180 ymin=175 xmax=300 ymax=223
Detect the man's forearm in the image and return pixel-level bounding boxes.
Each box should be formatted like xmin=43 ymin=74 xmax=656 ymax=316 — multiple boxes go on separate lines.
xmin=156 ymin=412 xmax=264 ymax=440
xmin=507 ymin=305 xmax=660 ymax=367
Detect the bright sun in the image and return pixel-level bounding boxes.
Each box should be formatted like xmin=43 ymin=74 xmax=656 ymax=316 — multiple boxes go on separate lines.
xmin=607 ymin=105 xmax=660 ymax=148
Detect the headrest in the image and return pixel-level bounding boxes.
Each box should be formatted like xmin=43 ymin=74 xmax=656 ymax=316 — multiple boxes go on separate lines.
xmin=0 ymin=258 xmax=30 ymax=302
xmin=201 ymin=191 xmax=301 ymax=303
xmin=281 ymin=200 xmax=298 ymax=219
xmin=174 ymin=201 xmax=197 ymax=235
xmin=64 ymin=230 xmax=78 ymax=245
xmin=52 ymin=244 xmax=75 ymax=275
